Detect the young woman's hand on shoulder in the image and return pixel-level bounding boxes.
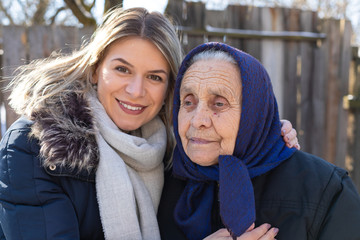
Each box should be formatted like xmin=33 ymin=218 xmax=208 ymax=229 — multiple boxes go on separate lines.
xmin=280 ymin=119 xmax=300 ymax=150
xmin=203 ymin=223 xmax=279 ymax=240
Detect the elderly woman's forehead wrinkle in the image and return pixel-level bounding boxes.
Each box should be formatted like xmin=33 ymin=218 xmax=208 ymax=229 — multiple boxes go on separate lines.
xmin=185 ymin=67 xmax=237 ymax=81
xmin=182 ymin=62 xmax=241 ymax=94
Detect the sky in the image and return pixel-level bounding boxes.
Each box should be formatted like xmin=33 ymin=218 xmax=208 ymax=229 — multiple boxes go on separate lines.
xmin=123 ymin=0 xmax=168 ymax=12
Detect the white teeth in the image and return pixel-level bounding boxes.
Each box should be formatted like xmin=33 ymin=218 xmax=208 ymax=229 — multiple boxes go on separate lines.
xmin=120 ymin=102 xmax=143 ymax=111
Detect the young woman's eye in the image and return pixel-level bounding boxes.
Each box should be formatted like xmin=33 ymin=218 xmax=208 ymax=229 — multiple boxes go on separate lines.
xmin=148 ymin=75 xmax=163 ymax=82
xmin=116 ymin=66 xmax=129 ymax=73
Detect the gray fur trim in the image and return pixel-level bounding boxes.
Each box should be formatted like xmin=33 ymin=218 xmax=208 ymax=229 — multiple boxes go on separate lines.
xmin=31 ymin=92 xmax=99 ymax=172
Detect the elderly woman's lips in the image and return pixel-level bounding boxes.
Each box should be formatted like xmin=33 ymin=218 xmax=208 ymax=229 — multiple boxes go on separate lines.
xmin=189 ymin=138 xmax=214 ymax=144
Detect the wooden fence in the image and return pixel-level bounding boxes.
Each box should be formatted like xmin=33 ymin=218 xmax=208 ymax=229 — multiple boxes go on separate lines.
xmin=347 ymin=47 xmax=360 ymax=191
xmin=0 ymin=2 xmax=359 ymax=190
xmin=167 ymin=2 xmax=360 ymax=191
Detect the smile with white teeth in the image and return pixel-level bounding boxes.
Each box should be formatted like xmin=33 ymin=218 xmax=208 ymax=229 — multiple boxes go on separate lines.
xmin=119 ymin=101 xmax=143 ymax=111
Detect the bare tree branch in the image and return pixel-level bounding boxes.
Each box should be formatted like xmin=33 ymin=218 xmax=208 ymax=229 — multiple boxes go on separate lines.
xmin=104 ymin=0 xmax=123 ymax=13
xmin=32 ymin=0 xmax=50 ymax=25
xmin=16 ymin=0 xmax=30 ymax=24
xmin=80 ymin=0 xmax=95 ymax=12
xmin=50 ymin=6 xmax=66 ymax=25
xmin=0 ymin=0 xmax=15 ymax=24
xmin=63 ymin=0 xmax=96 ymax=26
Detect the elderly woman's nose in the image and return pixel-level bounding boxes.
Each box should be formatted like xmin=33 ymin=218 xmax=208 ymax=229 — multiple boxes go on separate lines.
xmin=125 ymin=76 xmax=145 ymax=98
xmin=191 ymin=104 xmax=212 ymax=129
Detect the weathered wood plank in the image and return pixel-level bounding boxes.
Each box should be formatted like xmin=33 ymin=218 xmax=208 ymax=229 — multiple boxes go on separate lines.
xmin=260 ymin=7 xmax=285 ymax=117
xmin=347 ymin=50 xmax=360 ymax=191
xmin=322 ymin=19 xmax=341 ymax=165
xmin=282 ymin=8 xmax=301 ymax=135
xmin=181 ymin=1 xmax=206 ymax=53
xmin=28 ymin=25 xmax=53 ymax=59
xmin=299 ymin=10 xmax=315 ymax=154
xmin=311 ymin=16 xmax=327 ymax=159
xmin=224 ymin=5 xmax=243 ymax=50
xmin=2 ymin=26 xmax=26 ymax=130
xmin=242 ymin=6 xmax=261 ymax=59
xmin=335 ymin=19 xmax=352 ymax=168
xmin=206 ymin=9 xmax=227 ymax=43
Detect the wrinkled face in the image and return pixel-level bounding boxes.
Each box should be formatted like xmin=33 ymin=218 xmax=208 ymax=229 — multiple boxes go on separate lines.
xmin=93 ymin=36 xmax=170 ymax=131
xmin=178 ymin=59 xmax=242 ymax=166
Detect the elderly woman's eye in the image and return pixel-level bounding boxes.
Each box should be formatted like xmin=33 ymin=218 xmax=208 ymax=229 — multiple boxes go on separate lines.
xmin=215 ymin=102 xmax=224 ymax=107
xmin=213 ymin=97 xmax=229 ymax=109
xmin=182 ymin=95 xmax=196 ymax=108
xmin=184 ymin=100 xmax=192 ymax=106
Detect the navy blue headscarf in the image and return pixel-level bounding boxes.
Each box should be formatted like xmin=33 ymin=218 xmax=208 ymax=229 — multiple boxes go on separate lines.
xmin=172 ymin=42 xmax=297 ymax=239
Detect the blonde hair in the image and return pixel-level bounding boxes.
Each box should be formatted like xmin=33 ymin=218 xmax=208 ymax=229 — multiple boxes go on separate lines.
xmin=7 ymin=7 xmax=183 ymax=163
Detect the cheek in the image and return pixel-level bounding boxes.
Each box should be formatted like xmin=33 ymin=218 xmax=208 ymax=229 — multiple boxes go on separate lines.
xmin=158 ymin=85 xmax=168 ymax=103
xmin=217 ymin=111 xmax=240 ymax=154
xmin=96 ymin=73 xmax=115 ymax=99
xmin=149 ymin=83 xmax=168 ymax=108
xmin=97 ymin=71 xmax=113 ymax=88
xmin=178 ymin=108 xmax=190 ymax=141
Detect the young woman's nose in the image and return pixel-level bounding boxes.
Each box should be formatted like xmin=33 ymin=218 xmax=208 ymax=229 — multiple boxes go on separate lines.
xmin=125 ymin=75 xmax=145 ymax=98
xmin=191 ymin=103 xmax=212 ymax=129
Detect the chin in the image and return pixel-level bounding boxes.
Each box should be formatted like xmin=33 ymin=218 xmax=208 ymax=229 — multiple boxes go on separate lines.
xmin=114 ymin=120 xmax=142 ymax=132
xmin=191 ymin=156 xmax=219 ymax=166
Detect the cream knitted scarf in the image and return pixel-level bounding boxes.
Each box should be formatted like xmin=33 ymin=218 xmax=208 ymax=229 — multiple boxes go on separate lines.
xmin=88 ymin=94 xmax=166 ymax=240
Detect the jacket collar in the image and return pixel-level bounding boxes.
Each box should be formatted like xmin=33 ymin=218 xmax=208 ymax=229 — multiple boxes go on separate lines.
xmin=31 ymin=91 xmax=99 ymax=178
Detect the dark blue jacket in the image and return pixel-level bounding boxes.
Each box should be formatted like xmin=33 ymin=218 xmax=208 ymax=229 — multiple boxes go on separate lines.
xmin=0 ymin=117 xmax=104 ymax=239
xmin=158 ymin=151 xmax=360 ymax=240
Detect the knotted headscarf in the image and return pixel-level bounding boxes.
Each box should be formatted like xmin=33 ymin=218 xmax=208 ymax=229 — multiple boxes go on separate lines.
xmin=172 ymin=42 xmax=297 ymax=239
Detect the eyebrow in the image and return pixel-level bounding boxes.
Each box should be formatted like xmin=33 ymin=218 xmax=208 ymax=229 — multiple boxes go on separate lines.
xmin=208 ymin=87 xmax=234 ymax=97
xmin=180 ymin=84 xmax=193 ymax=95
xmin=180 ymin=83 xmax=235 ymax=97
xmin=148 ymin=69 xmax=168 ymax=75
xmin=112 ymin=58 xmax=168 ymax=75
xmin=112 ymin=58 xmax=133 ymax=67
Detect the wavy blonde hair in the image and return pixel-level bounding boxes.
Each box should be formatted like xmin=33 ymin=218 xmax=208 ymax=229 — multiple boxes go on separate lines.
xmin=7 ymin=7 xmax=183 ymax=163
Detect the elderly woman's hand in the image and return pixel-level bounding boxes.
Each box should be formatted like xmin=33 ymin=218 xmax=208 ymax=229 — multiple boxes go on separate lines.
xmin=203 ymin=223 xmax=278 ymax=240
xmin=280 ymin=119 xmax=300 ymax=150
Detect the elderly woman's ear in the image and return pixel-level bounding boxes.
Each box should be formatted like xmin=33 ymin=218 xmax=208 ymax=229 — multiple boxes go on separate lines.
xmin=280 ymin=119 xmax=300 ymax=150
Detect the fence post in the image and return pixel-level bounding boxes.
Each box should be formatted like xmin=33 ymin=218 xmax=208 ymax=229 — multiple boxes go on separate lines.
xmin=260 ymin=7 xmax=285 ymax=117
xmin=1 ymin=26 xmax=26 ymax=130
xmin=298 ymin=10 xmax=316 ymax=155
xmin=319 ymin=19 xmax=352 ymax=167
xmin=347 ymin=47 xmax=360 ymax=192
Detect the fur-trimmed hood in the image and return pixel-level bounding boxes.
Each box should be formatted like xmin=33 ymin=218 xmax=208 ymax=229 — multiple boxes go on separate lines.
xmin=31 ymin=91 xmax=99 ymax=173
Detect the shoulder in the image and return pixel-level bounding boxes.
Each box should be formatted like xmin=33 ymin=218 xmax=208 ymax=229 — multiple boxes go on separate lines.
xmin=253 ymin=151 xmax=360 ymax=238
xmin=0 ymin=117 xmax=44 ymax=202
xmin=252 ymin=150 xmax=350 ymax=219
xmin=0 ymin=116 xmax=39 ymax=155
xmin=254 ymin=151 xmax=346 ymax=192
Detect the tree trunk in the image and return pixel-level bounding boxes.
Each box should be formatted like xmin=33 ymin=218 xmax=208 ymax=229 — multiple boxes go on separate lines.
xmin=104 ymin=0 xmax=123 ymax=13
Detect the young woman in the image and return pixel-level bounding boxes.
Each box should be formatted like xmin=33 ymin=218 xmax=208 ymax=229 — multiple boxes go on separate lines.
xmin=0 ymin=7 xmax=298 ymax=240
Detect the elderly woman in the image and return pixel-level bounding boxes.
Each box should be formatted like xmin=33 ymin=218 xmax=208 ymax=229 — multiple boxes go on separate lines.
xmin=157 ymin=42 xmax=360 ymax=240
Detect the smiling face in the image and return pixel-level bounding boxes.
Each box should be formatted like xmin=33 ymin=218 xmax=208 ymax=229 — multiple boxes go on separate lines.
xmin=178 ymin=59 xmax=242 ymax=166
xmin=93 ymin=36 xmax=170 ymax=131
